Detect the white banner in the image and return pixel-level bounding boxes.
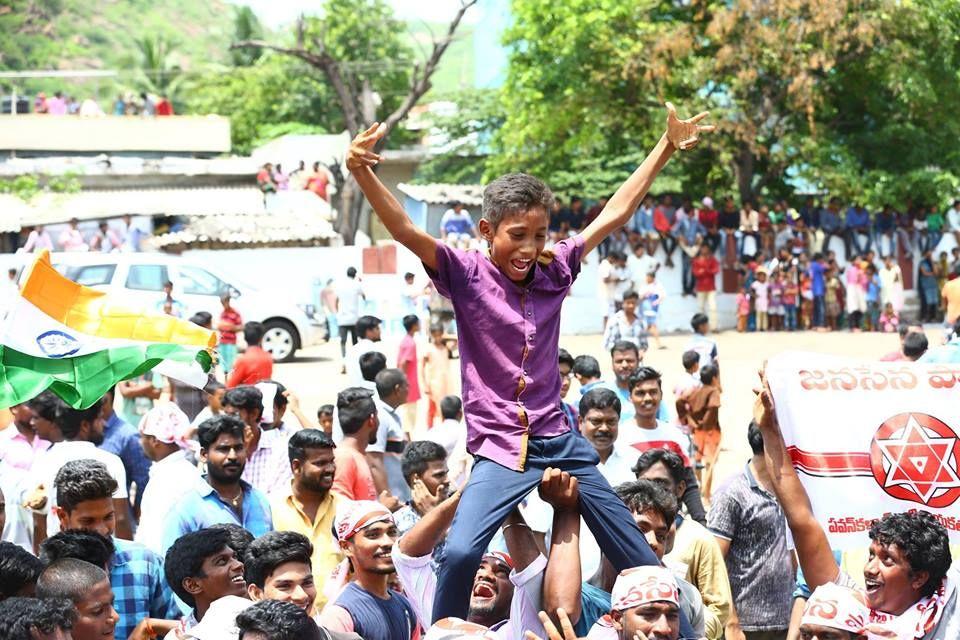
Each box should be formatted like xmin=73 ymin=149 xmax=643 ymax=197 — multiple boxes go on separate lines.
xmin=767 ymin=352 xmax=960 ymax=549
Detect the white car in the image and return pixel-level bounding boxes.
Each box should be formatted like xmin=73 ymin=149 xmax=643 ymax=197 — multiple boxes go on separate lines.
xmin=21 ymin=252 xmax=325 ymax=362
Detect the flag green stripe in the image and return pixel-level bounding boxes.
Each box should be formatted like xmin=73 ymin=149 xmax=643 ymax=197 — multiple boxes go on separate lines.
xmin=0 ymin=344 xmax=212 ymax=410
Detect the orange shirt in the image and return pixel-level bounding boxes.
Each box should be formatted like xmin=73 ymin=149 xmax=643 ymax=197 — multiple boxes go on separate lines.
xmin=226 ymin=346 xmax=274 ymax=388
xmin=943 ymin=278 xmax=960 ymax=325
xmin=332 ymin=446 xmax=377 ymax=501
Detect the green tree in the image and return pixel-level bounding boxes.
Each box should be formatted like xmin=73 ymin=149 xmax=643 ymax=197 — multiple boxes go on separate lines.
xmin=232 ymin=0 xmax=477 ymax=243
xmin=135 ymin=33 xmax=184 ymax=99
xmin=230 ymin=6 xmax=264 ymax=67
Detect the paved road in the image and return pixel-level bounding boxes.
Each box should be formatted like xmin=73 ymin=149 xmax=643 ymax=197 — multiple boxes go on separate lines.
xmin=276 ymin=328 xmax=917 ymax=493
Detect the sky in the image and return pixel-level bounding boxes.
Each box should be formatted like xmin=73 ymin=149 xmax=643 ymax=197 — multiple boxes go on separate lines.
xmin=228 ymin=0 xmax=486 ymax=28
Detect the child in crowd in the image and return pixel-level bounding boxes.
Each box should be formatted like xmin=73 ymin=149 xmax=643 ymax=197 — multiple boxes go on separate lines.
xmin=317 ymin=404 xmax=335 ymax=435
xmin=879 ymin=301 xmax=900 ymax=333
xmin=346 ymin=103 xmax=712 ymax=628
xmin=673 ymin=349 xmax=702 ymax=427
xmin=422 ymin=323 xmax=453 ymax=428
xmin=750 ymin=268 xmax=770 ymax=332
xmin=638 ymin=270 xmax=666 ymax=349
xmin=824 ymin=267 xmax=842 ymax=331
xmin=768 ymin=269 xmax=785 ymax=331
xmin=865 ymin=263 xmax=882 ymax=330
xmin=735 ymin=286 xmax=751 ymax=333
xmin=783 ymin=267 xmax=799 ymax=331
xmin=800 ymin=271 xmax=813 ymax=330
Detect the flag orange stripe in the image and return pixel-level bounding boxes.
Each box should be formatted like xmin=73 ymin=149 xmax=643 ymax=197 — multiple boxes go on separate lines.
xmin=20 ymin=251 xmax=215 ymax=349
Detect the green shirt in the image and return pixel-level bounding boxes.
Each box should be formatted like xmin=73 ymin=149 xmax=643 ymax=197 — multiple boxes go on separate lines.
xmin=929 ymin=211 xmax=946 ymax=231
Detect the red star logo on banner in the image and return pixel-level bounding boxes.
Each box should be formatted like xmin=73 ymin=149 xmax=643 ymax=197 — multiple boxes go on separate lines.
xmin=875 ymin=415 xmax=960 ymax=504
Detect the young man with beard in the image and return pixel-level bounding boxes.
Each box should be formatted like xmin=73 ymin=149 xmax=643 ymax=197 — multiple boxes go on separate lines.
xmin=619 ymin=367 xmax=705 ymax=524
xmin=634 ymin=448 xmax=732 ymax=637
xmin=271 ymin=429 xmax=342 ymax=611
xmin=393 ymin=471 xmax=582 ymax=639
xmin=223 ymin=385 xmax=293 ymax=497
xmin=162 ymin=415 xmax=273 ymax=553
xmin=163 ymin=527 xmax=248 ymax=638
xmin=36 ymin=559 xmax=119 ymax=640
xmin=49 ymin=460 xmax=180 ymax=640
xmin=25 ymin=400 xmax=131 ymax=547
xmin=755 ymin=379 xmax=958 ymax=639
xmin=318 ymin=501 xmax=418 ymax=640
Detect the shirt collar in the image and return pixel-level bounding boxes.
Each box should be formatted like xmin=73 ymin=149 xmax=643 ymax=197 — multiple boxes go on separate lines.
xmin=198 ymin=477 xmax=254 ymax=500
xmin=284 ymin=485 xmax=337 ymax=524
xmin=744 ymin=462 xmax=758 ymax=488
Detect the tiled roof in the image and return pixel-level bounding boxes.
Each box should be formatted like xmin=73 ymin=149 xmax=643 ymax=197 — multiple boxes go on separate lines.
xmin=397 ymin=182 xmax=484 ymax=206
xmin=150 ymin=212 xmax=337 ymax=249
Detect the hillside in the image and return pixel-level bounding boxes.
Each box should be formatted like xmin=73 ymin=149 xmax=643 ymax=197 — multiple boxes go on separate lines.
xmin=0 ymin=0 xmax=232 ymax=93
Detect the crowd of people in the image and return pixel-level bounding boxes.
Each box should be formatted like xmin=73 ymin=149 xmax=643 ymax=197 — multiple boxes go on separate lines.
xmin=27 ymin=92 xmax=174 ymax=117
xmin=256 ymin=161 xmax=335 ymax=203
xmin=16 ymin=215 xmax=148 ymax=254
xmin=0 ymin=107 xmax=957 ymax=640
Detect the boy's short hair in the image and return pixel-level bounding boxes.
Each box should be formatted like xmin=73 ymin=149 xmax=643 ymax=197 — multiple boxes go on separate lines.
xmin=440 ymin=395 xmax=462 ymax=420
xmin=0 ymin=541 xmax=44 ymax=599
xmin=0 ymin=597 xmax=75 ymax=639
xmin=359 ymin=351 xmax=387 ymax=382
xmin=482 ymin=173 xmax=556 ymax=229
xmin=578 ymin=387 xmax=621 ymax=419
xmin=356 ymin=315 xmax=381 ymax=339
xmin=622 ymin=290 xmax=640 ymax=301
xmin=243 ymin=531 xmax=313 ymax=589
xmin=208 ymin=523 xmax=255 ymax=559
xmin=690 ymin=313 xmax=709 ymax=332
xmin=36 ymin=559 xmax=108 ymax=604
xmin=401 ymin=441 xmax=447 ymax=485
xmin=39 ymin=531 xmax=115 ymax=570
xmin=572 ymin=355 xmax=601 ymax=379
xmin=558 ymin=348 xmax=575 ymax=370
xmin=346 ymin=267 xmax=357 ymax=278
xmin=197 ymin=414 xmax=246 ymax=450
xmin=164 ymin=528 xmax=233 ymax=607
xmin=55 ymin=459 xmax=118 ymax=512
xmin=614 ymin=479 xmax=678 ymax=525
xmin=288 ymin=429 xmax=335 ymax=464
xmin=628 ymin=366 xmax=663 ymax=393
xmin=236 ymin=599 xmax=321 ymax=640
xmin=222 ymin=385 xmax=263 ymax=415
xmin=610 ymin=340 xmax=640 ymax=358
xmin=337 ymin=388 xmax=377 ymax=435
xmin=317 ymin=404 xmax=334 ymax=418
xmin=243 ymin=322 xmax=265 ymax=345
xmin=58 ymin=401 xmax=102 ymax=440
xmin=402 ymin=314 xmax=420 ymax=332
xmin=681 ymin=350 xmax=700 ymax=371
xmin=375 ymin=368 xmax=407 ymax=399
xmin=699 ymin=364 xmax=719 ymax=385
xmin=903 ymin=331 xmax=929 ymax=359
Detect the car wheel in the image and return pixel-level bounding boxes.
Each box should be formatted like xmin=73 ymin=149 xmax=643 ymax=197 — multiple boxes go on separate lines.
xmin=262 ymin=320 xmax=298 ymax=362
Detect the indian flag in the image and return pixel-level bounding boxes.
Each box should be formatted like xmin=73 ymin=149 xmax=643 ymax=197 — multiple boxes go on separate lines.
xmin=0 ymin=251 xmax=215 ymax=409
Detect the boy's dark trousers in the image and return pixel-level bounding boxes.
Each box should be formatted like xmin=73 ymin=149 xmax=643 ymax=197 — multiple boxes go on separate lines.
xmin=431 ymin=430 xmax=697 ymax=639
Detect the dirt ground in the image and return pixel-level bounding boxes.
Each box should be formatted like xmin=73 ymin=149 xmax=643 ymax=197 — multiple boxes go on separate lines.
xmin=275 ymin=327 xmax=915 ymax=493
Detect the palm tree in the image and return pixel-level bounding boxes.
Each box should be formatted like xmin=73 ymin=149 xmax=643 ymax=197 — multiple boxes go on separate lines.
xmin=136 ymin=34 xmax=184 ymax=99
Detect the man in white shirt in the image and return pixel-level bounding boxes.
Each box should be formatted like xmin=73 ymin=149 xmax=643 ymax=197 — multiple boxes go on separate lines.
xmin=346 ymin=315 xmax=384 ymax=385
xmin=335 ymin=267 xmax=365 ymax=373
xmin=24 ymin=397 xmax=131 ymax=547
xmin=627 ymin=243 xmax=661 ymax=292
xmin=949 ymin=200 xmax=960 ymax=246
xmin=598 ymin=252 xmax=630 ymax=328
xmin=425 ymin=395 xmax=466 ymax=457
xmin=134 ymin=404 xmax=202 ymax=554
xmin=374 ymin=368 xmax=411 ymax=504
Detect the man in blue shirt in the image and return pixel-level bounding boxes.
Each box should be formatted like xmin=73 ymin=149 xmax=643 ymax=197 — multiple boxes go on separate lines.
xmin=818 ymin=198 xmax=845 ymax=257
xmin=808 ymin=254 xmax=827 ymax=328
xmin=844 ymin=203 xmax=872 ymax=259
xmin=161 ymin=415 xmax=273 ymax=554
xmin=98 ymin=386 xmax=152 ymax=518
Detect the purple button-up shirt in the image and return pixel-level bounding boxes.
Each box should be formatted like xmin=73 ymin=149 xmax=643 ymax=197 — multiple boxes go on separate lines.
xmin=426 ymin=236 xmax=585 ymax=471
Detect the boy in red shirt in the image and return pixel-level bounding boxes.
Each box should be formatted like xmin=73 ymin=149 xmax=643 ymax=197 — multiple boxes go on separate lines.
xmin=227 ymin=322 xmax=273 ymax=388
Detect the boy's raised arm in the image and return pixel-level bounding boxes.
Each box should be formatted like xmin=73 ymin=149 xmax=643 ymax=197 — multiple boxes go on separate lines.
xmin=580 ymin=103 xmax=714 ymax=256
xmin=347 ymin=123 xmax=439 ymax=271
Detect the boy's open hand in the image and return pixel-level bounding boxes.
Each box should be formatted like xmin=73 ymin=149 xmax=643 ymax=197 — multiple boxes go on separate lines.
xmin=347 ymin=122 xmax=386 ymax=172
xmin=666 ymin=102 xmax=715 ymax=151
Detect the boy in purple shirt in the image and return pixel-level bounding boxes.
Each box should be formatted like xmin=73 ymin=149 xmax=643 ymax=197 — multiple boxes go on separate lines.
xmin=346 ymin=104 xmax=714 ymax=630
